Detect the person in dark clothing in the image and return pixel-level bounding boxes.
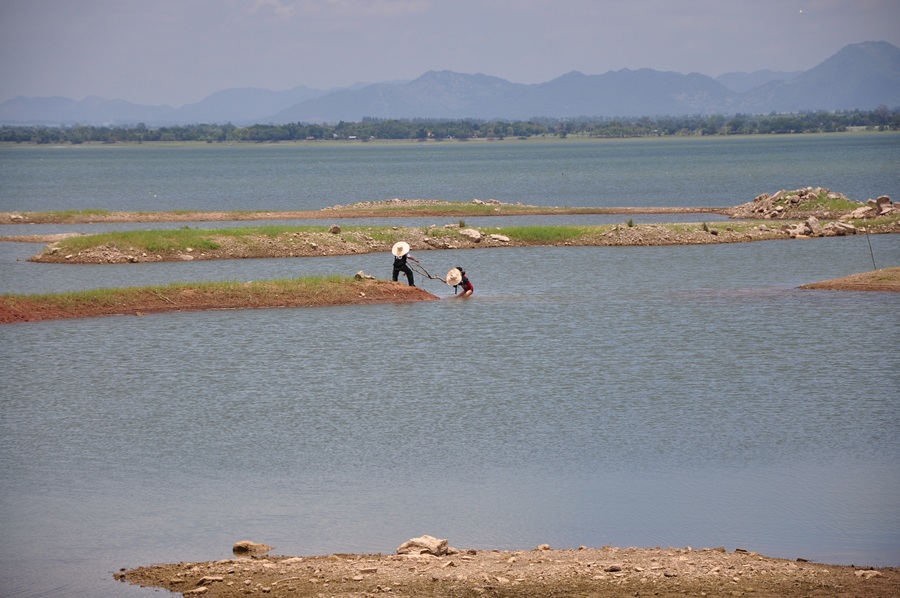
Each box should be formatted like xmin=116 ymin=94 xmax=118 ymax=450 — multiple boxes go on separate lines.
xmin=391 ymin=241 xmax=419 ymax=286
xmin=453 ymin=266 xmax=473 ymax=298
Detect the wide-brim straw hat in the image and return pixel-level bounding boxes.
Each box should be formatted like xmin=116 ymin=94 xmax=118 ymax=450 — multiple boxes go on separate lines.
xmin=446 ymin=268 xmax=462 ymax=286
xmin=391 ymin=241 xmax=410 ymax=257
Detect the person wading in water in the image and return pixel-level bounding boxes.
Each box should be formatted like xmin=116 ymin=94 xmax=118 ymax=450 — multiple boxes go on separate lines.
xmin=447 ymin=266 xmax=473 ymax=298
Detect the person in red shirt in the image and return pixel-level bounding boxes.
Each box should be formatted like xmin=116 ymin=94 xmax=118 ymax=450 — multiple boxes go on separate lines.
xmin=454 ymin=266 xmax=473 ymax=298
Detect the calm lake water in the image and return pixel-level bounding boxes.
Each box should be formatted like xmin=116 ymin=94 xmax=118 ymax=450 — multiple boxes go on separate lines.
xmin=1 ymin=133 xmax=899 ymax=212
xmin=1 ymin=136 xmax=899 ymax=597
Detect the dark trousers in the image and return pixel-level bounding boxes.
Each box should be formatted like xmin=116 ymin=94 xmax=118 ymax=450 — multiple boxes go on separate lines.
xmin=393 ymin=265 xmax=414 ymax=286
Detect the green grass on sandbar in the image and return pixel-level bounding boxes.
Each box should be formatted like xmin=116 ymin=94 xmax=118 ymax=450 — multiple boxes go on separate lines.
xmin=0 ymin=275 xmax=356 ymax=308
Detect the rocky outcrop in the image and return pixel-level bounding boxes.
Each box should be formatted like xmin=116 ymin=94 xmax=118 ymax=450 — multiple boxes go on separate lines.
xmin=727 ymin=187 xmax=895 ymax=220
xmin=781 ymin=216 xmax=868 ymax=238
xmin=841 ymin=195 xmax=896 ymax=220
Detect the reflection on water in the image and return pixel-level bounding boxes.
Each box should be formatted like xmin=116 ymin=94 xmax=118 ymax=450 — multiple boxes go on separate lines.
xmin=1 ymin=238 xmax=899 ymax=597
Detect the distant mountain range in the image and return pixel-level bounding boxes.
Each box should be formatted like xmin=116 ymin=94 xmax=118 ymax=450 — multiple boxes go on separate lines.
xmin=2 ymin=41 xmax=898 ymax=126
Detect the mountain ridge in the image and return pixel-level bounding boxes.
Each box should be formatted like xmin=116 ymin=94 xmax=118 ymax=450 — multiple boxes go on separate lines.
xmin=2 ymin=41 xmax=898 ymax=126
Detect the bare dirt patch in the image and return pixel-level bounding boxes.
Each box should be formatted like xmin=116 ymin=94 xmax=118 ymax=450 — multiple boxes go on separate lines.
xmin=118 ymin=545 xmax=899 ymax=598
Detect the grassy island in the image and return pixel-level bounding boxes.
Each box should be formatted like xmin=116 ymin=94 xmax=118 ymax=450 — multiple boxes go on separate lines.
xmin=0 ymin=200 xmax=728 ymax=225
xmin=9 ymin=215 xmax=897 ymax=264
xmin=0 ymin=276 xmax=437 ymax=323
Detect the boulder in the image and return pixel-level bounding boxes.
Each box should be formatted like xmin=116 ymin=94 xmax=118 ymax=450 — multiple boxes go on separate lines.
xmin=831 ymin=222 xmax=858 ymax=235
xmin=842 ymin=206 xmax=874 ymax=220
xmin=490 ymin=234 xmax=510 ymax=242
xmin=459 ymin=228 xmax=482 ymax=242
xmin=397 ymin=535 xmax=449 ymax=556
xmin=876 ymin=195 xmax=893 ymax=215
xmin=232 ymin=540 xmax=273 ymax=554
xmin=805 ymin=216 xmax=824 ymax=236
xmin=328 ymin=224 xmax=341 ymax=234
xmin=781 ymin=222 xmax=810 ymax=238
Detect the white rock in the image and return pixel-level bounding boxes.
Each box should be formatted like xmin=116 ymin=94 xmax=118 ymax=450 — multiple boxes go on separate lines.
xmin=397 ymin=535 xmax=449 ymax=556
xmin=459 ymin=228 xmax=482 ymax=242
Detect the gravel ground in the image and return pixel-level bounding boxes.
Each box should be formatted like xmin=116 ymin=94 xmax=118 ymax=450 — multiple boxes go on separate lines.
xmin=118 ymin=544 xmax=899 ymax=597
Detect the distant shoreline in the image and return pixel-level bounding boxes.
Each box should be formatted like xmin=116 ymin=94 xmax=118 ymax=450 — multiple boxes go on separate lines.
xmin=0 ymin=129 xmax=896 ymax=149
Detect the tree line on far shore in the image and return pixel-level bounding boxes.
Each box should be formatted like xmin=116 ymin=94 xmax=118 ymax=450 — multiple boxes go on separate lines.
xmin=1 ymin=106 xmax=897 ymax=144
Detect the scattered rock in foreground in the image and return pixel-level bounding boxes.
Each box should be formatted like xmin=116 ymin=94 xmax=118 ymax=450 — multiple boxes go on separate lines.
xmin=118 ymin=543 xmax=900 ymax=598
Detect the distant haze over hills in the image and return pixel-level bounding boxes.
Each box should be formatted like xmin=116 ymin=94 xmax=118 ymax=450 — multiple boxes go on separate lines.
xmin=2 ymin=41 xmax=898 ymax=127
xmin=714 ymin=70 xmax=803 ymax=94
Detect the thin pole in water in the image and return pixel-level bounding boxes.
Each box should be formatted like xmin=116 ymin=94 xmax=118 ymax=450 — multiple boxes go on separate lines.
xmin=864 ymin=225 xmax=877 ymax=271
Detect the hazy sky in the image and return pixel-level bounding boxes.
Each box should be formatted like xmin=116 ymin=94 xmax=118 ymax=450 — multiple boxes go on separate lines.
xmin=2 ymin=0 xmax=899 ymax=106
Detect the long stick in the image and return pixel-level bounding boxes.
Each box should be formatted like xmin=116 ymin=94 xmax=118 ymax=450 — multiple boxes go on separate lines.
xmin=864 ymin=225 xmax=877 ymax=271
xmin=410 ymin=261 xmax=445 ymax=283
